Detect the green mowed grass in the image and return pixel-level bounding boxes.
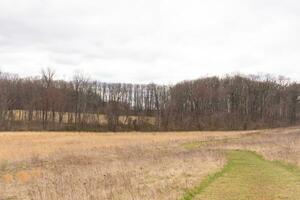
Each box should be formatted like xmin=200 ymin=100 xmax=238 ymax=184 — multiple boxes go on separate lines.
xmin=182 ymin=150 xmax=300 ymax=200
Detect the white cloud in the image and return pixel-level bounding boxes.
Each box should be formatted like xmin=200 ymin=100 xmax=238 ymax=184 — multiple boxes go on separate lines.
xmin=0 ymin=0 xmax=299 ymax=83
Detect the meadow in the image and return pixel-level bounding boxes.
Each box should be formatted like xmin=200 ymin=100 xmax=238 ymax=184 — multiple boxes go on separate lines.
xmin=0 ymin=127 xmax=300 ymax=200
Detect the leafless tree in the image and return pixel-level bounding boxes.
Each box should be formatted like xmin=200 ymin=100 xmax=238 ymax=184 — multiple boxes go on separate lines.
xmin=0 ymin=69 xmax=298 ymax=131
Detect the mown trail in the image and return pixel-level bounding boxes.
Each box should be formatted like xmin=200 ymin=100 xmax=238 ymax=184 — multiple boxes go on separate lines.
xmin=182 ymin=150 xmax=300 ymax=200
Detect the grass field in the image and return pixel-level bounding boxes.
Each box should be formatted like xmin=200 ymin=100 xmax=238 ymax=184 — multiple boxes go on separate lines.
xmin=0 ymin=127 xmax=300 ymax=199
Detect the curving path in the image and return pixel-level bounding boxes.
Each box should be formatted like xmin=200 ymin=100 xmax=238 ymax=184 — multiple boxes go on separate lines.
xmin=182 ymin=150 xmax=300 ymax=200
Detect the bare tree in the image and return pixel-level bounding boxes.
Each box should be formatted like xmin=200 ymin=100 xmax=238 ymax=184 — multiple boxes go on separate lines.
xmin=0 ymin=69 xmax=298 ymax=131
xmin=41 ymin=68 xmax=55 ymax=129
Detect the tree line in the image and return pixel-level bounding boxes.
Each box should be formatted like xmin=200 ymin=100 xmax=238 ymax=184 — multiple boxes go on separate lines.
xmin=0 ymin=69 xmax=299 ymax=131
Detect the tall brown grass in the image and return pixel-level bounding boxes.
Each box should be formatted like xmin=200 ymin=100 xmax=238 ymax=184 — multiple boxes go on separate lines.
xmin=0 ymin=131 xmax=239 ymax=200
xmin=1 ymin=128 xmax=299 ymax=200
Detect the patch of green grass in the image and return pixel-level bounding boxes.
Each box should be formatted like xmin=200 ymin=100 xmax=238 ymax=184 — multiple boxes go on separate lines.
xmin=181 ymin=150 xmax=300 ymax=200
xmin=182 ymin=137 xmax=240 ymax=149
xmin=0 ymin=160 xmax=32 ymax=174
xmin=0 ymin=160 xmax=9 ymax=171
xmin=181 ymin=161 xmax=232 ymax=200
xmin=183 ymin=132 xmax=261 ymax=150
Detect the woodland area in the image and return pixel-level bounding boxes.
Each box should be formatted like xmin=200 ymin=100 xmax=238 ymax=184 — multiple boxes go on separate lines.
xmin=0 ymin=69 xmax=299 ymax=131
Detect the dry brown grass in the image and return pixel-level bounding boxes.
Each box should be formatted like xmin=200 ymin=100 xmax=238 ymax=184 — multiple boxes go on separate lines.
xmin=1 ymin=128 xmax=299 ymax=200
xmin=197 ymin=127 xmax=300 ymax=166
xmin=0 ymin=130 xmax=252 ymax=200
xmin=0 ymin=130 xmax=251 ymax=162
xmin=235 ymin=127 xmax=300 ymax=166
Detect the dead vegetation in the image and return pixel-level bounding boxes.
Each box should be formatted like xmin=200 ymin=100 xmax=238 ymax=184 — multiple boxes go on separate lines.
xmin=189 ymin=127 xmax=300 ymax=166
xmin=0 ymin=131 xmax=236 ymax=200
xmin=0 ymin=128 xmax=300 ymax=200
xmin=222 ymin=127 xmax=300 ymax=166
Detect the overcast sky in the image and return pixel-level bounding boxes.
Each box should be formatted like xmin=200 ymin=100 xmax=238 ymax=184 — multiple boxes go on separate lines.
xmin=0 ymin=0 xmax=299 ymax=83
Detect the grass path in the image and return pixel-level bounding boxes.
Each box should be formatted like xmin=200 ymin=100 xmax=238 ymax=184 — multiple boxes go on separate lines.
xmin=181 ymin=150 xmax=300 ymax=200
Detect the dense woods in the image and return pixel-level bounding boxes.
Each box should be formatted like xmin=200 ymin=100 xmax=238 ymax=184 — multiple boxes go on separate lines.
xmin=0 ymin=69 xmax=299 ymax=131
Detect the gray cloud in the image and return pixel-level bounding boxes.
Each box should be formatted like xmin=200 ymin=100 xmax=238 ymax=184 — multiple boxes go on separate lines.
xmin=0 ymin=0 xmax=300 ymax=83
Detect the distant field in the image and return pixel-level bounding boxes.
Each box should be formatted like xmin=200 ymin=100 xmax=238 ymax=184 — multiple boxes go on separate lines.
xmin=9 ymin=110 xmax=156 ymax=125
xmin=1 ymin=127 xmax=300 ymax=200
